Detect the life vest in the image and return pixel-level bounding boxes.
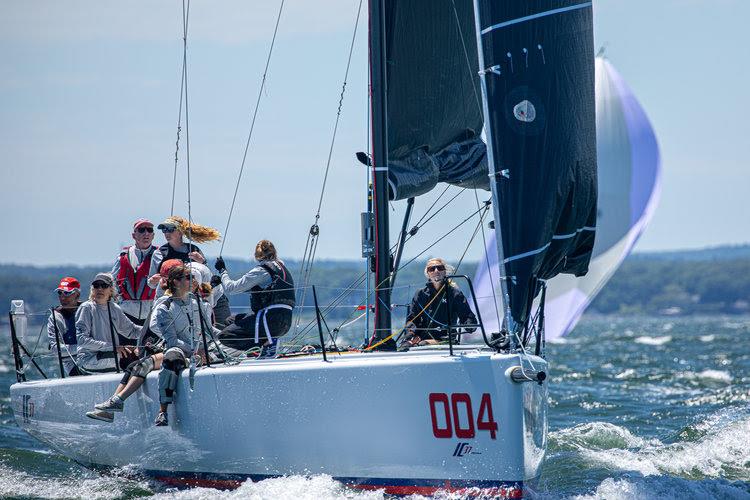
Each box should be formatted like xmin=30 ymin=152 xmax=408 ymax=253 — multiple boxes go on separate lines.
xmin=157 ymin=243 xmax=202 ymax=272
xmin=250 ymin=260 xmax=296 ymax=313
xmin=117 ymin=246 xmax=156 ymax=301
xmin=53 ymin=305 xmax=79 ymax=346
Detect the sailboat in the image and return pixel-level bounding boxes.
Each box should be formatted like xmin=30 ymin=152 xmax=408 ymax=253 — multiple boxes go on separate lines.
xmin=8 ymin=1 xmax=597 ymax=497
xmin=472 ymin=55 xmax=661 ymax=340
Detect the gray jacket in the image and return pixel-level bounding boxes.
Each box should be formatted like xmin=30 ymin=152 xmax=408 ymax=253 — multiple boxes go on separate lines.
xmin=155 ymin=295 xmax=215 ymax=356
xmin=75 ymin=300 xmax=140 ymax=366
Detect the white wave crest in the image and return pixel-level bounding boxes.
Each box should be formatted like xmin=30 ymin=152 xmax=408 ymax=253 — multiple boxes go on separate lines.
xmin=634 ymin=336 xmax=672 ymax=346
xmin=699 ymin=334 xmax=716 ymax=342
xmin=579 ymin=411 xmax=750 ymax=480
xmin=551 ymin=422 xmax=655 ymax=451
xmin=677 ymin=370 xmax=733 ymax=384
xmin=574 ymin=476 xmax=750 ymax=500
xmin=0 ymin=463 xmax=144 ymax=500
xmin=151 ymin=474 xmax=390 ymax=500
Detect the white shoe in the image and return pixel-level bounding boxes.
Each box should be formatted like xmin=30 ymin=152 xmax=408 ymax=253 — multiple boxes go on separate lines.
xmin=86 ymin=409 xmax=114 ymax=423
xmin=94 ymin=396 xmax=124 ymax=412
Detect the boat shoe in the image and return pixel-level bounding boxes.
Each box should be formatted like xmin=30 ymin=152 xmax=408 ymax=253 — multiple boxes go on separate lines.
xmin=95 ymin=397 xmax=124 ymax=412
xmin=85 ymin=409 xmax=114 ymax=423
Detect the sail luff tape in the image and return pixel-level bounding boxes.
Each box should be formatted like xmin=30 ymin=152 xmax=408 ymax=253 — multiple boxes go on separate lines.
xmin=481 ymin=2 xmax=592 ymax=35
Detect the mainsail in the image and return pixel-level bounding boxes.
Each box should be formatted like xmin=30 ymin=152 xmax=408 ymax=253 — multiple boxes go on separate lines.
xmin=379 ymin=0 xmax=489 ymax=200
xmin=474 ymin=1 xmax=598 ymax=330
xmin=473 ymin=56 xmax=662 ymax=338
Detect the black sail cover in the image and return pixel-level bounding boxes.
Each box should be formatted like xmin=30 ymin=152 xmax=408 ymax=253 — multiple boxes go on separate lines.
xmin=475 ymin=1 xmax=598 ymax=326
xmin=383 ymin=0 xmax=489 ymax=200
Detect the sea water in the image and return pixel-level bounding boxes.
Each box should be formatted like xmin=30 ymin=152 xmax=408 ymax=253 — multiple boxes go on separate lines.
xmin=1 ymin=316 xmax=749 ymax=499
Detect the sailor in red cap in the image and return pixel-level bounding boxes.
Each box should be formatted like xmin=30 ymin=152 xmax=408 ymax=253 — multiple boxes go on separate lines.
xmin=109 ymin=218 xmax=158 ymax=325
xmin=47 ymin=277 xmax=83 ymax=376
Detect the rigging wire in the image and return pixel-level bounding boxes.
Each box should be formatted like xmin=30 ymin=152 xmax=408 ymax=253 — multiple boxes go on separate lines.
xmin=293 ymin=0 xmax=365 ymax=335
xmin=220 ymin=0 xmax=286 ymax=255
xmin=170 ymin=56 xmax=187 ymax=215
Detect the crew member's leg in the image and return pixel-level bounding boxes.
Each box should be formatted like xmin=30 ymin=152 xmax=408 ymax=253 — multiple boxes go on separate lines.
xmin=156 ymin=348 xmax=186 ymax=426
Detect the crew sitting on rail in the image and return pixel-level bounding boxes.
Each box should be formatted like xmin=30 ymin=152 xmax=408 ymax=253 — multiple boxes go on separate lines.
xmin=86 ymin=262 xmax=218 ymax=424
xmin=75 ymin=273 xmax=140 ymax=374
xmin=154 ymin=264 xmax=213 ymax=427
xmin=214 ymin=239 xmax=295 ymax=359
xmin=147 ymin=215 xmax=220 ymax=296
xmin=110 ymin=218 xmax=158 ymax=325
xmin=47 ymin=277 xmax=83 ymax=376
xmin=401 ymin=258 xmax=477 ymax=348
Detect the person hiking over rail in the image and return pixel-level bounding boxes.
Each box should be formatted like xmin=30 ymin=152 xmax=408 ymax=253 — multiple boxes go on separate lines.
xmin=214 ymin=240 xmax=295 ymax=359
xmin=153 ymin=264 xmax=212 ymax=427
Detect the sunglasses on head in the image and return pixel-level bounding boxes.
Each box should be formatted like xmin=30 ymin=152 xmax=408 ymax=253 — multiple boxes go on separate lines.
xmin=57 ymin=289 xmax=77 ymax=296
xmin=161 ymin=227 xmax=176 ymax=234
xmin=92 ymin=281 xmax=110 ymax=289
xmin=427 ymin=265 xmax=446 ymax=272
xmin=136 ymin=226 xmax=154 ymax=234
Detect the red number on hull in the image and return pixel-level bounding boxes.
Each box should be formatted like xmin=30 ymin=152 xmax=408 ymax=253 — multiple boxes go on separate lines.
xmin=428 ymin=393 xmax=497 ymax=440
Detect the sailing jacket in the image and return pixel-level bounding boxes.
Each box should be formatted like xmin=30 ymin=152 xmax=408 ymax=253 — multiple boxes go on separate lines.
xmin=406 ymin=282 xmax=478 ymax=342
xmin=111 ymin=245 xmax=157 ymax=319
xmin=47 ymin=304 xmax=80 ymax=373
xmin=220 ymin=259 xmax=296 ymax=312
xmin=75 ymin=300 xmax=140 ymax=367
xmin=154 ymin=295 xmax=215 ymax=356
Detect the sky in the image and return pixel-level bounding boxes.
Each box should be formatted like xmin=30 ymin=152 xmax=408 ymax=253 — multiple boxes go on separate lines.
xmin=1 ymin=0 xmax=748 ymax=266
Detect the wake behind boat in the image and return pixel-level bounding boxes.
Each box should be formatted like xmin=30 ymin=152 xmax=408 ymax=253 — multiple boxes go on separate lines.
xmin=7 ymin=0 xmax=598 ymax=497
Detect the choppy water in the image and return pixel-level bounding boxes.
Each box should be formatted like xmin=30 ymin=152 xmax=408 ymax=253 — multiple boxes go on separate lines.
xmin=1 ymin=316 xmax=749 ymax=499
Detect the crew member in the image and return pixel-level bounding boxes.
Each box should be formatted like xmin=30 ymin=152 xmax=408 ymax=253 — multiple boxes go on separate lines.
xmin=154 ymin=264 xmax=211 ymax=426
xmin=214 ymin=239 xmax=295 ymax=358
xmin=110 ymin=218 xmax=157 ymax=325
xmin=75 ymin=273 xmax=140 ymax=376
xmin=402 ymin=258 xmax=477 ymax=348
xmin=47 ymin=277 xmax=83 ymax=376
xmin=147 ymin=215 xmax=221 ymax=293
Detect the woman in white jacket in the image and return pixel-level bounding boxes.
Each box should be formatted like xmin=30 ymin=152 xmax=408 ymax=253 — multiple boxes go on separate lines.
xmin=75 ymin=273 xmax=140 ymax=373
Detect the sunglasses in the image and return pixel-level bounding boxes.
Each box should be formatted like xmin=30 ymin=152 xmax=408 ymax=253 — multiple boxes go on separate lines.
xmin=427 ymin=265 xmax=446 ymax=272
xmin=57 ymin=289 xmax=78 ymax=296
xmin=161 ymin=227 xmax=177 ymax=234
xmin=176 ymin=274 xmax=192 ymax=281
xmin=136 ymin=226 xmax=154 ymax=234
xmin=92 ymin=282 xmax=110 ymax=289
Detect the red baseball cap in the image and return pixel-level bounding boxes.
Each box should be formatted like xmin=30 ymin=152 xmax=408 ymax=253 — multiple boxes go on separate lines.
xmin=159 ymin=259 xmax=183 ymax=277
xmin=57 ymin=277 xmax=81 ymax=292
xmin=133 ymin=218 xmax=154 ymax=230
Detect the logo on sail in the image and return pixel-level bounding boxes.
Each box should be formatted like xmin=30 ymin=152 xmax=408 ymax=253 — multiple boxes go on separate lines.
xmin=513 ymin=100 xmax=536 ymax=123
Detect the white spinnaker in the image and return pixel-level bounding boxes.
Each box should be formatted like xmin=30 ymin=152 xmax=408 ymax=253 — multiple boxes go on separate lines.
xmin=469 ymin=57 xmax=662 ymax=341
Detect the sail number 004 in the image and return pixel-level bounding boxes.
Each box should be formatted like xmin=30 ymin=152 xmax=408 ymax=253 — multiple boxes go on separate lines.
xmin=428 ymin=393 xmax=498 ymax=440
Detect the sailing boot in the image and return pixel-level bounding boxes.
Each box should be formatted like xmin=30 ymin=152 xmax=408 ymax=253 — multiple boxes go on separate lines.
xmin=95 ymin=395 xmax=124 ymax=412
xmin=85 ymin=409 xmax=114 ymax=423
xmin=154 ymin=411 xmax=168 ymax=427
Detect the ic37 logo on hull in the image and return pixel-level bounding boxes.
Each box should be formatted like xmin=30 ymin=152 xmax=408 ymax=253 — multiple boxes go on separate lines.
xmin=453 ymin=442 xmax=480 ymax=457
xmin=22 ymin=394 xmax=34 ymax=423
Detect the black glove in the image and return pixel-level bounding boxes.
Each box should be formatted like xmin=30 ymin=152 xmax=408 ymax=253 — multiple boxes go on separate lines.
xmin=210 ymin=275 xmax=222 ymax=287
xmin=214 ymin=256 xmax=226 ymax=272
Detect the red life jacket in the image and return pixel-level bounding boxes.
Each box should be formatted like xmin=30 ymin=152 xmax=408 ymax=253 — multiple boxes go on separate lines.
xmin=116 ymin=246 xmax=156 ymax=301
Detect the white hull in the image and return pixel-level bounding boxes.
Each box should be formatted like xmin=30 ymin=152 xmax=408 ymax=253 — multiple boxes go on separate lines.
xmin=11 ymin=347 xmax=547 ymax=497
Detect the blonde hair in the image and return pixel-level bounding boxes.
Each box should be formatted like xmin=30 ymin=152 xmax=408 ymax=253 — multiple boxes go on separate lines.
xmin=255 ymin=239 xmax=277 ymax=261
xmin=424 ymin=257 xmax=457 ymax=287
xmin=88 ymin=282 xmax=118 ymax=302
xmin=163 ymin=216 xmax=221 ymax=243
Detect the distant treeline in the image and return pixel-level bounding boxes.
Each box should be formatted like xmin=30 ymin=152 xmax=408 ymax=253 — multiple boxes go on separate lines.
xmin=2 ymin=245 xmax=749 ymax=319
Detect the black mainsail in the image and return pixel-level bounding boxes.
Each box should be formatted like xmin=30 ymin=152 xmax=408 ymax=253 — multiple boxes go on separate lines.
xmin=473 ymin=0 xmax=598 ymax=330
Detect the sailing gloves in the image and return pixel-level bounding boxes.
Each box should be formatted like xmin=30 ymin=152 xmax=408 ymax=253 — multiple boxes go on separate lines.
xmin=210 ymin=275 xmax=222 ymax=288
xmin=214 ymin=257 xmax=227 ymax=273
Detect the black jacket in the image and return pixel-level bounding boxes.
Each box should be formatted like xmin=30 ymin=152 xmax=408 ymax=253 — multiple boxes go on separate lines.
xmin=405 ymin=282 xmax=477 ymax=342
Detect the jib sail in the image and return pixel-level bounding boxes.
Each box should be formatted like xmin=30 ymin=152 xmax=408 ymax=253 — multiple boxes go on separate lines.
xmin=473 ymin=1 xmax=598 ymax=329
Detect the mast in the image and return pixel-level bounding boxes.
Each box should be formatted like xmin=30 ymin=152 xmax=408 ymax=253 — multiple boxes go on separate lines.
xmin=471 ymin=0 xmax=518 ymax=347
xmin=369 ymin=0 xmax=395 ymax=349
